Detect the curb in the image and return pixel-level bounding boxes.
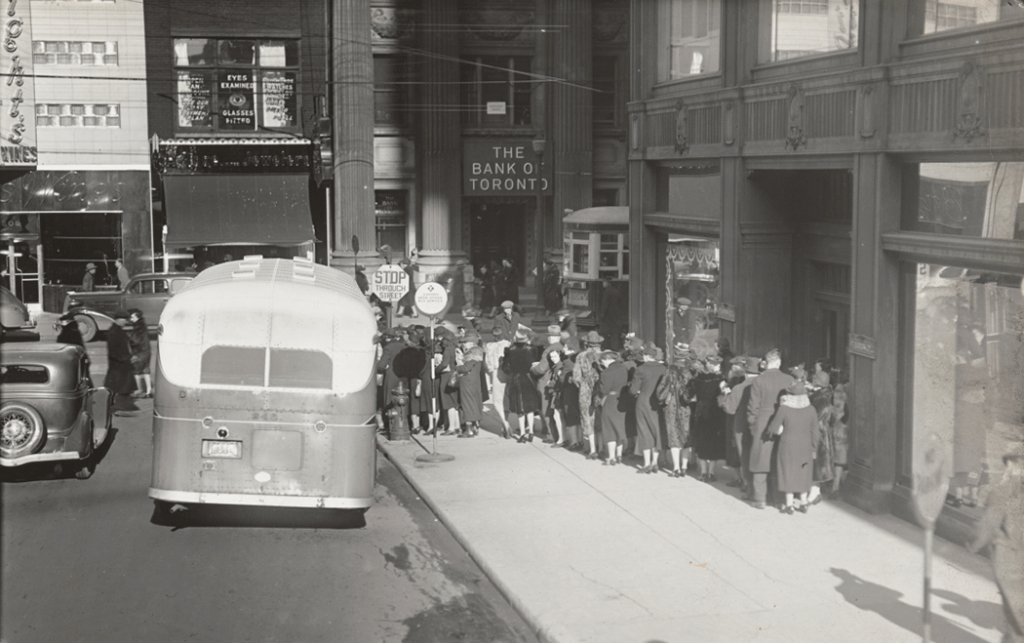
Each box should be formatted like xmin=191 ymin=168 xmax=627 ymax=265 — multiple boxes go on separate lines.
xmin=375 ymin=434 xmax=570 ymax=643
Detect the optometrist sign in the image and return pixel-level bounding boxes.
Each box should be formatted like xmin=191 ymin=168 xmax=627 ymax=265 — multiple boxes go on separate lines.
xmin=463 ymin=139 xmax=551 ymax=196
xmin=0 ymin=0 xmax=37 ymax=167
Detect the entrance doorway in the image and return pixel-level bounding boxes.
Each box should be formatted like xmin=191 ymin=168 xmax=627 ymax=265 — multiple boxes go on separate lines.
xmin=468 ymin=199 xmax=527 ymax=283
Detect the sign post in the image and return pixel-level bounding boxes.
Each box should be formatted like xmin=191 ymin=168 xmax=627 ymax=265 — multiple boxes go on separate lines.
xmin=372 ymin=264 xmax=410 ymax=329
xmin=911 ymin=432 xmax=952 ymax=643
xmin=413 ymin=283 xmax=453 ymax=463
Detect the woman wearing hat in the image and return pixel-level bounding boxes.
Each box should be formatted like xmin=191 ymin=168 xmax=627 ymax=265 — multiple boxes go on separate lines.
xmin=82 ymin=262 xmax=98 ymax=292
xmin=503 ymin=330 xmax=541 ymax=442
xmin=595 ymin=350 xmax=628 ymax=465
xmin=127 ymin=309 xmax=152 ymax=398
xmin=766 ymin=381 xmax=821 ymax=514
xmin=656 ymin=350 xmax=696 ymax=477
xmin=630 ymin=344 xmax=667 ymax=473
xmin=572 ymin=331 xmax=605 ymax=459
xmin=691 ymin=355 xmax=727 ymax=482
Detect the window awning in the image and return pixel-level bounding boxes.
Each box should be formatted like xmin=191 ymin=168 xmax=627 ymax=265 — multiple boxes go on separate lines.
xmin=162 ymin=174 xmax=315 ymax=247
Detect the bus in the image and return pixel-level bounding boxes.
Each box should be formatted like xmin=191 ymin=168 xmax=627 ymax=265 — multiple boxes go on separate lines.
xmin=149 ymin=256 xmax=378 ymax=516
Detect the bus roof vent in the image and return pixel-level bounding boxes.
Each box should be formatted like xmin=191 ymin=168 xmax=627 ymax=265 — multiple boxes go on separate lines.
xmin=231 ymin=269 xmax=256 ymax=279
xmin=292 ymin=261 xmax=316 ymax=282
xmin=243 ymin=255 xmax=264 ymax=261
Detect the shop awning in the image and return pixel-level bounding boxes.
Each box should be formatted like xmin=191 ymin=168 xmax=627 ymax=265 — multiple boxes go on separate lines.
xmin=162 ymin=174 xmax=315 ymax=247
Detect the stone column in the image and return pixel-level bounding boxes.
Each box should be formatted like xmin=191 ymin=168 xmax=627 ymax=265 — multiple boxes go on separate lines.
xmin=416 ymin=0 xmax=464 ymax=283
xmin=549 ymin=0 xmax=593 ymax=262
xmin=332 ymin=0 xmax=380 ymax=274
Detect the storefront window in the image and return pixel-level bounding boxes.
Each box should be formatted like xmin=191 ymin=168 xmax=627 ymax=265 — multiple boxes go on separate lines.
xmin=906 ymin=162 xmax=1024 ymax=240
xmin=657 ymin=0 xmax=722 ymax=81
xmin=908 ymin=0 xmax=1024 ymax=37
xmin=763 ymin=0 xmax=858 ymax=62
xmin=910 ymin=263 xmax=1024 ymax=512
xmin=374 ymin=190 xmax=407 ymax=259
xmin=42 ymin=212 xmax=122 ymax=287
xmin=665 ymin=236 xmax=720 ymax=360
xmin=173 ymin=38 xmax=299 ymax=133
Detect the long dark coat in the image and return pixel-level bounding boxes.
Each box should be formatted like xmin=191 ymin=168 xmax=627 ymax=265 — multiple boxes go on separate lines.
xmin=691 ymin=372 xmax=727 ymax=460
xmin=128 ymin=324 xmax=151 ymax=375
xmin=503 ymin=343 xmax=540 ymax=414
xmin=451 ymin=360 xmax=484 ymax=423
xmin=596 ymin=361 xmax=630 ymax=443
xmin=746 ymin=369 xmax=795 ymax=474
xmin=767 ymin=397 xmax=820 ymax=493
xmin=656 ymin=364 xmax=692 ymax=449
xmin=104 ymin=323 xmax=135 ymax=395
xmin=630 ymin=361 xmax=666 ymax=451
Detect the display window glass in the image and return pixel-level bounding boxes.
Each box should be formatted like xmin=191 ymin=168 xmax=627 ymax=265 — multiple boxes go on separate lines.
xmin=760 ymin=0 xmax=858 ymax=63
xmin=665 ymin=236 xmax=720 ymax=361
xmin=656 ymin=0 xmax=722 ymax=81
xmin=904 ymin=162 xmax=1024 ymax=240
xmin=906 ymin=0 xmax=1024 ymax=37
xmin=909 ymin=263 xmax=1023 ymax=512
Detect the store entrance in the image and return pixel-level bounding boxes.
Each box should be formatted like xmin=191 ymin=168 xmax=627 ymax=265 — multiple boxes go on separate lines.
xmin=468 ymin=199 xmax=527 ymax=283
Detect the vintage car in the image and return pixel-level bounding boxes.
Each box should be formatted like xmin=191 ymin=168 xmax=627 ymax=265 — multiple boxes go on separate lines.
xmin=1 ymin=285 xmax=39 ymax=342
xmin=1 ymin=342 xmax=110 ymax=479
xmin=63 ymin=272 xmax=194 ymax=342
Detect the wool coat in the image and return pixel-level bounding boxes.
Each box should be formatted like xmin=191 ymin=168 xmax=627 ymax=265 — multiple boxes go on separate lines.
xmin=451 ymin=359 xmax=485 ymax=423
xmin=767 ymin=395 xmax=820 ymax=493
xmin=503 ymin=343 xmax=541 ymax=414
xmin=745 ymin=368 xmax=795 ymax=474
xmin=629 ymin=360 xmax=666 ymax=451
xmin=596 ymin=360 xmax=630 ymax=443
xmin=103 ymin=323 xmax=135 ymax=395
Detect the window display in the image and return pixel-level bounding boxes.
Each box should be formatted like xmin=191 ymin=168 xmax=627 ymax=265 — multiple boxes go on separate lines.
xmin=911 ymin=264 xmax=1023 ymax=512
xmin=665 ymin=237 xmax=720 ymax=361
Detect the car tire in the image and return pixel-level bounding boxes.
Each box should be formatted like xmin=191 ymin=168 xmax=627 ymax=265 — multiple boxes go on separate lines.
xmin=75 ymin=314 xmax=98 ymax=343
xmin=0 ymin=402 xmax=46 ymax=458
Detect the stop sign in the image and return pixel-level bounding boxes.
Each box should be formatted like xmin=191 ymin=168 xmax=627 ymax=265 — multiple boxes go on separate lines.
xmin=371 ymin=264 xmax=410 ymax=302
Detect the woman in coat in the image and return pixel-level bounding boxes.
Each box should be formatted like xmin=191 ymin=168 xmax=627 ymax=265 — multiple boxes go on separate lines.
xmin=656 ymin=354 xmax=695 ymax=477
xmin=691 ymin=356 xmax=727 ymax=482
xmin=807 ymin=358 xmax=836 ymax=505
xmin=596 ymin=351 xmax=629 ymax=465
xmin=127 ymin=309 xmax=152 ymax=398
xmin=452 ymin=346 xmax=485 ymax=437
xmin=630 ymin=344 xmax=667 ymax=474
xmin=572 ymin=331 xmax=604 ymax=459
xmin=767 ymin=381 xmax=821 ymax=514
xmin=105 ymin=312 xmax=138 ymax=414
xmin=504 ymin=331 xmax=541 ymax=441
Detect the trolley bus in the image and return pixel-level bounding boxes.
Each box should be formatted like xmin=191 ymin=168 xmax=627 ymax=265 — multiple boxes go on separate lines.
xmin=149 ymin=257 xmax=378 ymax=515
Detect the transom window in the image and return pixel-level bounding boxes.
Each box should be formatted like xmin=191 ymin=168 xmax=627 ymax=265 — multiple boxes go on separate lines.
xmin=911 ymin=0 xmax=1024 ymax=36
xmin=460 ymin=56 xmax=533 ymax=127
xmin=173 ymin=38 xmax=300 ymax=133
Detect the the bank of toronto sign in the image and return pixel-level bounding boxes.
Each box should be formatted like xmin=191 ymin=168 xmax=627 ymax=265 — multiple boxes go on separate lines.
xmin=463 ymin=140 xmax=552 ymax=196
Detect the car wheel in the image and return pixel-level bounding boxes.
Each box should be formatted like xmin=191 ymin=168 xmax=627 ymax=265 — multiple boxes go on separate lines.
xmin=0 ymin=402 xmax=46 ymax=458
xmin=75 ymin=314 xmax=98 ymax=343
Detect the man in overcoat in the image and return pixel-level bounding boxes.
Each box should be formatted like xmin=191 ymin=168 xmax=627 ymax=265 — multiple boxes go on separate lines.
xmin=105 ymin=311 xmax=138 ymax=415
xmin=745 ymin=349 xmax=794 ymax=509
xmin=494 ymin=300 xmax=527 ymax=339
xmin=721 ymin=355 xmax=761 ymax=495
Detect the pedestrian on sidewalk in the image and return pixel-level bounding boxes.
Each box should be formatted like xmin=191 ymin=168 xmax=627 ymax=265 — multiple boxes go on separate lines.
xmin=115 ymin=258 xmax=130 ymax=289
xmin=720 ymin=355 xmax=762 ymax=494
xmin=105 ymin=311 xmax=138 ymax=415
xmin=504 ymin=330 xmax=541 ymax=442
xmin=484 ymin=327 xmax=512 ymax=437
xmin=378 ymin=328 xmax=406 ymax=434
xmin=630 ymin=343 xmax=667 ymax=474
xmin=532 ymin=324 xmax=564 ymax=442
xmin=494 ymin=300 xmax=527 ymax=340
xmin=392 ymin=328 xmax=428 ymax=434
xmin=745 ymin=349 xmax=795 ymax=509
xmin=656 ymin=348 xmax=695 ymax=477
xmin=966 ymin=444 xmax=1024 ymax=643
xmin=557 ymin=309 xmax=580 ymax=352
xmin=127 ymin=309 xmax=152 ymax=398
xmin=767 ymin=380 xmax=820 ymax=514
xmin=479 ymin=261 xmax=497 ymax=316
xmin=435 ymin=329 xmax=460 ymax=435
xmin=540 ymin=349 xmax=569 ymax=447
xmin=452 ymin=345 xmax=485 ymax=438
xmin=807 ymin=358 xmax=836 ymax=505
xmin=692 ymin=355 xmax=727 ymax=483
xmin=573 ymin=331 xmax=604 ymax=460
xmin=395 ymin=258 xmax=416 ymax=318
xmin=596 ymin=350 xmax=628 ymax=465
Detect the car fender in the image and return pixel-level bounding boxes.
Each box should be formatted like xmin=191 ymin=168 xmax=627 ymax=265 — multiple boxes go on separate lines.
xmin=65 ymin=307 xmax=116 ymax=333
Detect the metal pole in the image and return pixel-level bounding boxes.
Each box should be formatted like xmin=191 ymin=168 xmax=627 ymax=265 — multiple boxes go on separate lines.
xmin=923 ymin=525 xmax=933 ymax=643
xmin=415 ymin=310 xmax=454 ymax=463
xmin=535 ymin=151 xmax=545 ymax=318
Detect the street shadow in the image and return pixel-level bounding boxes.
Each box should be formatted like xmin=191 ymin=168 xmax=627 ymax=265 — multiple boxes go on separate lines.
xmin=931 ymin=588 xmax=1004 ymax=631
xmin=829 ymin=568 xmax=999 ymax=643
xmin=150 ymin=501 xmax=368 ymax=530
xmin=0 ymin=427 xmax=118 ymax=482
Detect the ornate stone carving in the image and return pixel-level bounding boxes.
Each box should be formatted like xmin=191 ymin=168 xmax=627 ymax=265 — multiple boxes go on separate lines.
xmin=463 ymin=11 xmax=534 ymax=42
xmin=593 ymin=10 xmax=627 ymax=43
xmin=859 ymin=83 xmax=876 ymax=139
xmin=953 ymin=61 xmax=986 ymax=143
xmin=674 ymin=100 xmax=689 ymax=155
xmin=370 ymin=7 xmax=414 ymax=41
xmin=785 ymin=84 xmax=806 ymax=151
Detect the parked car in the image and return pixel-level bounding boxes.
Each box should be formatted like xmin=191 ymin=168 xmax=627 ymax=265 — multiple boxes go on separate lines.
xmin=1 ymin=342 xmax=111 ymax=479
xmin=63 ymin=272 xmax=194 ymax=342
xmin=1 ymin=285 xmax=39 ymax=342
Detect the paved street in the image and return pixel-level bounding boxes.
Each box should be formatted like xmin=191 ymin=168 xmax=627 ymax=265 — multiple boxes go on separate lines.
xmin=1 ymin=338 xmax=539 ymax=643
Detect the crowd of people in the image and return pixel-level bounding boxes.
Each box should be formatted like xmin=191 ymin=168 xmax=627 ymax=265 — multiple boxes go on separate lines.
xmin=375 ymin=305 xmax=850 ymax=513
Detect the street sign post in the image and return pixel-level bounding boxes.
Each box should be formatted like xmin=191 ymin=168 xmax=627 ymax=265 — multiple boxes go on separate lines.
xmin=912 ymin=432 xmax=952 ymax=643
xmin=371 ymin=264 xmax=410 ymax=303
xmin=413 ymin=283 xmax=453 ymax=464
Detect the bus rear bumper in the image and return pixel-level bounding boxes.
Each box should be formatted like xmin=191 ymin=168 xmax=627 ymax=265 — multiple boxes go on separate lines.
xmin=148 ymin=488 xmax=372 ymax=510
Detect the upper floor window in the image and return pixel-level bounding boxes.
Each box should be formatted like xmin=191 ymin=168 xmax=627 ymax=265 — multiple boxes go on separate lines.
xmin=903 ymin=162 xmax=1024 ymax=240
xmin=657 ymin=0 xmax=722 ymax=81
xmin=36 ymin=103 xmax=120 ymax=128
xmin=33 ymin=41 xmax=117 ymax=66
xmin=374 ymin=54 xmax=409 ymax=126
xmin=907 ymin=0 xmax=1024 ymax=37
xmin=173 ymin=38 xmax=299 ymax=133
xmin=593 ymin=56 xmax=622 ymax=127
xmin=460 ymin=56 xmax=532 ymax=127
xmin=763 ymin=0 xmax=858 ymax=62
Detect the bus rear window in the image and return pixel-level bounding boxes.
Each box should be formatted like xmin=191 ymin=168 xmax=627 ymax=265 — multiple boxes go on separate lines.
xmin=268 ymin=349 xmax=332 ymax=389
xmin=201 ymin=346 xmax=265 ymax=386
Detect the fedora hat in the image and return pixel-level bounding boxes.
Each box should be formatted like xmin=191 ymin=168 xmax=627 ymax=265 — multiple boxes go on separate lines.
xmin=584 ymin=330 xmax=604 ymax=345
xmin=513 ymin=330 xmax=529 ymax=343
xmin=547 ymin=324 xmax=561 ymax=337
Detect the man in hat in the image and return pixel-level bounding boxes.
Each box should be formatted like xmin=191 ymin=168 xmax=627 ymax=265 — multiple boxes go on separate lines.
xmin=531 ymin=324 xmax=565 ymax=442
xmin=572 ymin=330 xmax=605 ymax=458
xmin=82 ymin=262 xmax=98 ymax=292
xmin=494 ymin=300 xmax=527 ymax=340
xmin=968 ymin=444 xmax=1024 ymax=643
xmin=483 ymin=326 xmax=512 ymax=436
xmin=745 ymin=349 xmax=794 ymax=509
xmin=105 ymin=311 xmax=139 ymax=415
xmin=598 ymin=278 xmax=625 ymax=350
xmin=721 ymin=355 xmax=763 ymax=496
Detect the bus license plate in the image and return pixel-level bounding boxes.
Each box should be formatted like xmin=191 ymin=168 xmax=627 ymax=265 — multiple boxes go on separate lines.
xmin=202 ymin=440 xmax=242 ymax=459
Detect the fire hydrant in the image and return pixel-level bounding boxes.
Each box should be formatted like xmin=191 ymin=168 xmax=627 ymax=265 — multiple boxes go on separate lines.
xmin=387 ymin=381 xmax=411 ymax=441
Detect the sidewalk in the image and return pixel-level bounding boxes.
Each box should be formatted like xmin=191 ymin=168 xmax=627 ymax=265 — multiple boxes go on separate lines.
xmin=377 ymin=407 xmax=1005 ymax=643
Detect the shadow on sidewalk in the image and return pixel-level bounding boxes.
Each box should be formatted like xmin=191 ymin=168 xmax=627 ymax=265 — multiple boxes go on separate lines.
xmin=829 ymin=568 xmax=1000 ymax=643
